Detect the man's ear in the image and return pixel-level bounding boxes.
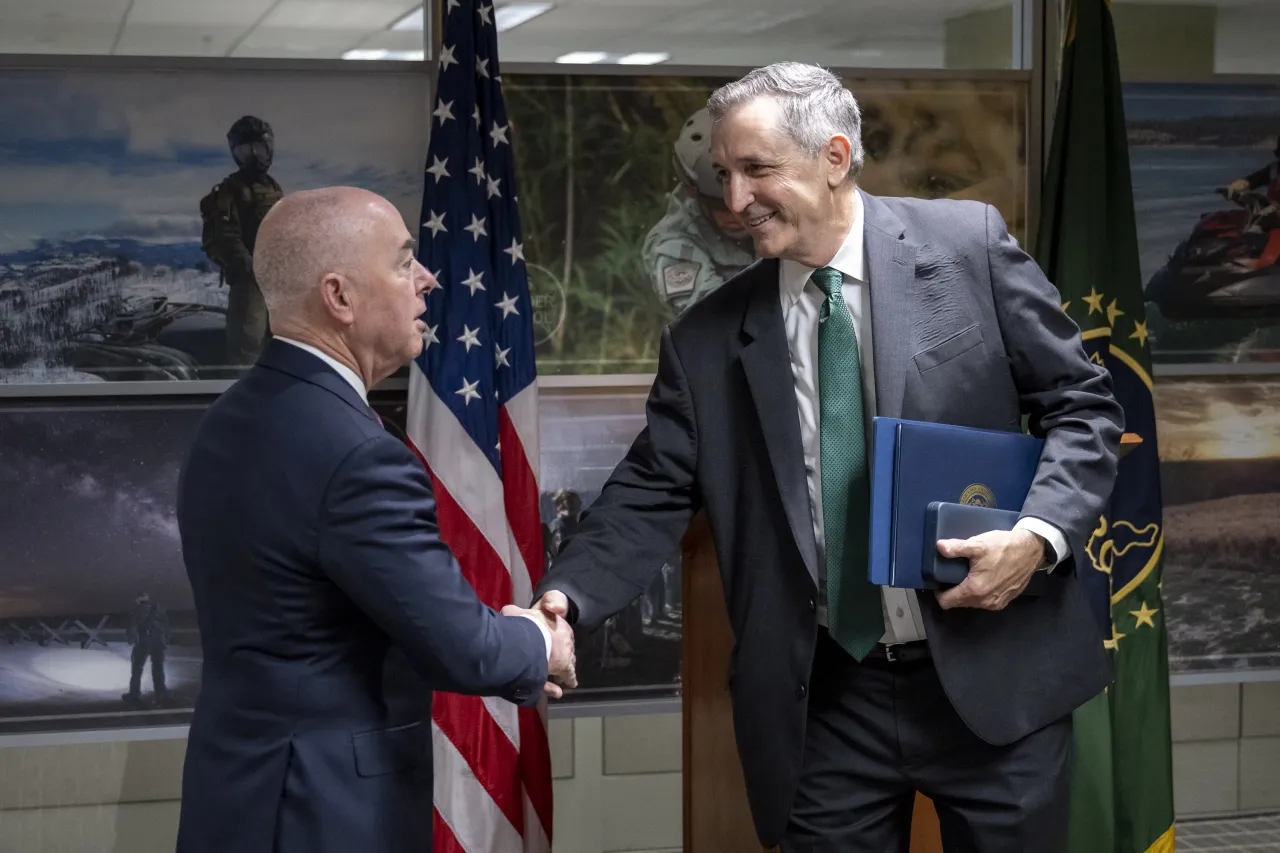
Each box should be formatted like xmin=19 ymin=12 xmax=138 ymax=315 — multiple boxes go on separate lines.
xmin=320 ymin=273 xmax=355 ymax=325
xmin=826 ymin=134 xmax=853 ymax=188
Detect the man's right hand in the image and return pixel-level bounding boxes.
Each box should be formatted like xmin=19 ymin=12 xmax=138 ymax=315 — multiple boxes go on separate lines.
xmin=502 ymin=601 xmax=577 ymax=697
xmin=534 ymin=590 xmax=570 ymax=621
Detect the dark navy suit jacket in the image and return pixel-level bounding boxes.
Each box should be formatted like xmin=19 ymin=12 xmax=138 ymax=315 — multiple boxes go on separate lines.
xmin=175 ymin=340 xmax=547 ymax=853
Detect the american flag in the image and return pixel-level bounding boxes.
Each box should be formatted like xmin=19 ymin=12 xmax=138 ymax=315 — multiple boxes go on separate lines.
xmin=404 ymin=1 xmax=553 ymax=851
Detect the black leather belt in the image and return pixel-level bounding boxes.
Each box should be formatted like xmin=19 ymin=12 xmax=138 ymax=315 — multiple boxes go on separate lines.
xmin=866 ymin=641 xmax=931 ymax=664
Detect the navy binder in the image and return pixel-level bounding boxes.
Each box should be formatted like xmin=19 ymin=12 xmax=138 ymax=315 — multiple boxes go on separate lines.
xmin=868 ymin=417 xmax=1044 ymax=588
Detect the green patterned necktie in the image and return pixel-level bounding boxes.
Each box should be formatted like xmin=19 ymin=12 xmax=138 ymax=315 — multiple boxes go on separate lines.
xmin=813 ymin=266 xmax=885 ymax=661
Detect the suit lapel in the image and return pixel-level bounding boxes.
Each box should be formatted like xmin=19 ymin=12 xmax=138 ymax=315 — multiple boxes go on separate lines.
xmin=739 ymin=260 xmax=821 ymax=586
xmin=862 ymin=190 xmax=917 ymax=420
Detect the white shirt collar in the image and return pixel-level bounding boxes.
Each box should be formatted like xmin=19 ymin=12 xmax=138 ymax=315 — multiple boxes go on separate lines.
xmin=274 ymin=336 xmax=368 ymax=402
xmin=779 ymin=190 xmax=866 ymax=309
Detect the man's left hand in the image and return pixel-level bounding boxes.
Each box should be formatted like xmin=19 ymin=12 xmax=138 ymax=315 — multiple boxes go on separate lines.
xmin=934 ymin=529 xmax=1044 ymax=611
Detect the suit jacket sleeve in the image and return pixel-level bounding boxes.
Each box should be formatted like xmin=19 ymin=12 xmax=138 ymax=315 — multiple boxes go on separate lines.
xmin=984 ymin=203 xmax=1125 ymax=570
xmin=534 ymin=325 xmax=701 ymax=633
xmin=318 ymin=434 xmax=548 ymax=707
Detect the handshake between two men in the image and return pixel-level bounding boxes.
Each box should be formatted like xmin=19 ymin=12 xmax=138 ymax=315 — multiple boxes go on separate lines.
xmin=503 ymin=590 xmax=578 ymax=698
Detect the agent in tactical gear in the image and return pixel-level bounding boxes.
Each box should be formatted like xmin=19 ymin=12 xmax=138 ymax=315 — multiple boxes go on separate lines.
xmin=642 ymin=107 xmax=755 ymax=315
xmin=122 ymin=592 xmax=170 ymax=706
xmin=199 ymin=115 xmax=283 ymax=366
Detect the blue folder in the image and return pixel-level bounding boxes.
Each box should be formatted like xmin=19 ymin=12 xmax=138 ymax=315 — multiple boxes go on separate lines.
xmin=868 ymin=417 xmax=1045 ymax=588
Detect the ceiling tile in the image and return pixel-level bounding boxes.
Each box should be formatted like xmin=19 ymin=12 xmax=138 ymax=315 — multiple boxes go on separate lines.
xmin=126 ymin=0 xmax=275 ymax=28
xmin=0 ymin=20 xmax=120 ymax=53
xmin=114 ymin=24 xmax=246 ymax=56
xmin=233 ymin=26 xmax=371 ymax=56
xmin=259 ymin=0 xmax=417 ymax=31
xmin=0 ymin=0 xmax=130 ymax=26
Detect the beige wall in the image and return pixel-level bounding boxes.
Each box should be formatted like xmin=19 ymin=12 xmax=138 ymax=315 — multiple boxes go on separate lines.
xmin=1 ymin=683 xmax=1277 ymax=852
xmin=1111 ymin=3 xmax=1216 ymax=79
xmin=1172 ymin=681 xmax=1280 ymax=818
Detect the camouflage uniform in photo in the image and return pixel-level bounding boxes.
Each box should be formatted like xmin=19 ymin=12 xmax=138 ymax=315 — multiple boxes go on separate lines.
xmin=642 ymin=107 xmax=755 ymax=316
xmin=643 ymin=192 xmax=755 ymax=314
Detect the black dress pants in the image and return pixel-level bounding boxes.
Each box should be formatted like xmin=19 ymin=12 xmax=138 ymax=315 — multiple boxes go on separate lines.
xmin=781 ymin=629 xmax=1073 ymax=853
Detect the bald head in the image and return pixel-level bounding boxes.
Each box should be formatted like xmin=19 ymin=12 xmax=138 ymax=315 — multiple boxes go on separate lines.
xmin=251 ymin=185 xmax=432 ymax=390
xmin=253 ymin=186 xmax=404 ymax=318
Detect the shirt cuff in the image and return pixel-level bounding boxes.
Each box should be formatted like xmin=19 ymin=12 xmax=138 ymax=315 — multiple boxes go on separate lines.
xmin=1014 ymin=516 xmax=1068 ymax=572
xmin=518 ymin=613 xmax=553 ymax=661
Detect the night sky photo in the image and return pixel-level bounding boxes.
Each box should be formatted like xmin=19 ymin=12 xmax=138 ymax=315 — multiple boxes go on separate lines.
xmin=0 ymin=399 xmax=206 ymax=732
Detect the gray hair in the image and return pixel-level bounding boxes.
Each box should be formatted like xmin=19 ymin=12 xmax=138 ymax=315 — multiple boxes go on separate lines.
xmin=707 ymin=62 xmax=864 ymax=181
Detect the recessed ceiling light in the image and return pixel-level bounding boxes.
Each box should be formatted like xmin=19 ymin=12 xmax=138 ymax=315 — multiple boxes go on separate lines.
xmin=496 ymin=2 xmax=554 ymax=32
xmin=343 ymin=48 xmax=424 ymax=61
xmin=555 ymin=51 xmax=608 ymax=64
xmin=617 ymin=52 xmax=670 ymax=65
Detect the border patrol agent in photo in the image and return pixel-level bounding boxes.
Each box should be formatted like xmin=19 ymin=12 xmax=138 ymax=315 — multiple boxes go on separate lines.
xmin=200 ymin=115 xmax=284 ymax=366
xmin=642 ymin=108 xmax=756 ymax=315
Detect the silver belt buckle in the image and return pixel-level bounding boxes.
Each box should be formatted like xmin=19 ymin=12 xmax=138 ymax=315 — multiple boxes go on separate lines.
xmin=883 ymin=643 xmax=898 ymax=662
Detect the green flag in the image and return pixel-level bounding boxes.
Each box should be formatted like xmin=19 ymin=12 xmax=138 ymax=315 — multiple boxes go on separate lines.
xmin=1034 ymin=2 xmax=1176 ymax=852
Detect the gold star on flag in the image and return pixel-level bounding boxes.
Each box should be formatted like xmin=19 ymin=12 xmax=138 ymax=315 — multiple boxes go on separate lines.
xmin=1106 ymin=299 xmax=1124 ymax=328
xmin=1103 ymin=624 xmax=1127 ymax=650
xmin=1062 ymin=300 xmax=1071 ymax=313
xmin=1083 ymin=287 xmax=1105 ymax=315
xmin=1130 ymin=319 xmax=1148 ymax=347
xmin=1131 ymin=602 xmax=1158 ymax=629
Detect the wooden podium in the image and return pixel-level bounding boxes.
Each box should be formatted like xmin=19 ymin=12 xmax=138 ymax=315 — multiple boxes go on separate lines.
xmin=680 ymin=513 xmax=942 ymax=853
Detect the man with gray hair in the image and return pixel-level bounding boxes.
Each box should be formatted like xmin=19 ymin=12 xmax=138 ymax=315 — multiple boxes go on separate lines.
xmin=175 ymin=186 xmax=577 ymax=853
xmin=534 ymin=63 xmax=1122 ymax=851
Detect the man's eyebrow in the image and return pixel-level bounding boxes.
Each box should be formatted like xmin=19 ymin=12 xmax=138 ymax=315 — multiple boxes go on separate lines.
xmin=401 ymin=238 xmax=417 ymax=254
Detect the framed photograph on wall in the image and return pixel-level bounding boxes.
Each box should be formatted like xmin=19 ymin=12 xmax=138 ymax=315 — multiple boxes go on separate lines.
xmin=0 ymin=396 xmax=207 ymax=734
xmin=0 ymin=387 xmax=679 ymax=736
xmin=1126 ymin=80 xmax=1280 ymax=365
xmin=0 ymin=65 xmax=428 ymax=386
xmin=1155 ymin=374 xmax=1280 ymax=674
xmin=504 ymin=72 xmax=1029 ymax=376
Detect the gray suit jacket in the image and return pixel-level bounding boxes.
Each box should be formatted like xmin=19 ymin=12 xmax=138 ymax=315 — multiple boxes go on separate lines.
xmin=535 ymin=190 xmax=1123 ymax=847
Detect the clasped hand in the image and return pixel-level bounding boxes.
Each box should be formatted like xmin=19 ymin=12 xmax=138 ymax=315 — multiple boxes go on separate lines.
xmin=502 ymin=590 xmax=577 ymax=697
xmin=934 ymin=528 xmax=1044 ymax=611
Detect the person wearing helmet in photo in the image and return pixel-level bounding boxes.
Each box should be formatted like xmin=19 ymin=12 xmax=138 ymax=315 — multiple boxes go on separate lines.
xmin=642 ymin=108 xmax=756 ymax=315
xmin=1224 ymin=135 xmax=1280 ymax=207
xmin=198 ymin=115 xmax=284 ymax=367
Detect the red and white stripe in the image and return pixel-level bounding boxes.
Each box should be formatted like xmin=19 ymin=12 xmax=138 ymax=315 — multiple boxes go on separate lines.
xmin=405 ymin=366 xmax=553 ymax=853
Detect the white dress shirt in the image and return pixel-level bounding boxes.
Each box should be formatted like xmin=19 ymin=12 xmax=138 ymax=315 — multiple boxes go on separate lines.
xmin=777 ymin=194 xmax=1067 ymax=645
xmin=274 ymin=337 xmax=554 ymax=662
xmin=276 ymin=336 xmax=369 ymax=401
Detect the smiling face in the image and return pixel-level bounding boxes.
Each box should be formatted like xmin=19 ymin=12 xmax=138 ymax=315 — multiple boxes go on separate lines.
xmin=710 ymin=95 xmax=856 ymax=268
